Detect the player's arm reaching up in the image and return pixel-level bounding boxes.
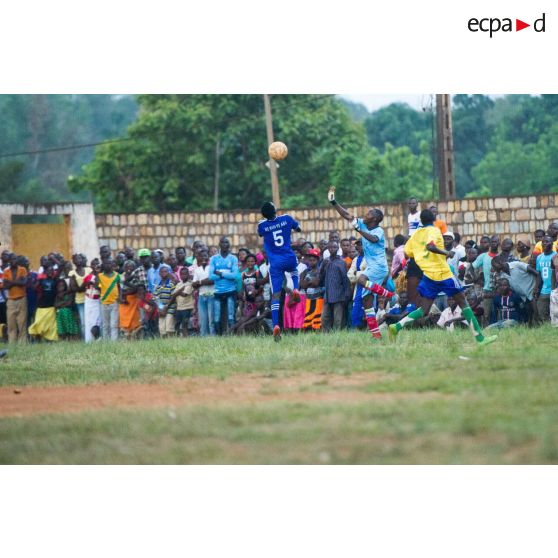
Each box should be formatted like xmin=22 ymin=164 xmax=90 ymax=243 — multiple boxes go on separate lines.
xmin=328 ymin=186 xmax=379 ymax=244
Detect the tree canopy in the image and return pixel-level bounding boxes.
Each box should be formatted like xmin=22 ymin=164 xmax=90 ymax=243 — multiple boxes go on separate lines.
xmin=1 ymin=93 xmax=557 ymax=210
xmin=69 ymin=94 xmax=435 ymax=211
xmin=0 ymin=95 xmax=137 ymax=203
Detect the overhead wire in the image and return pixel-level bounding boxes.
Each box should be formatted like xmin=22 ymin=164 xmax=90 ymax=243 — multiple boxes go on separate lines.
xmin=0 ymin=94 xmax=336 ymax=160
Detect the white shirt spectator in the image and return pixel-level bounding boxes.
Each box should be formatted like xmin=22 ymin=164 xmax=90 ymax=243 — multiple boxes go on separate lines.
xmin=193 ymin=264 xmax=215 ymax=296
xmin=437 ymin=306 xmax=467 ymax=331
xmin=408 ymin=211 xmax=420 ymax=237
xmin=448 ymin=244 xmax=466 ymax=275
xmin=322 ymin=248 xmax=343 ymax=259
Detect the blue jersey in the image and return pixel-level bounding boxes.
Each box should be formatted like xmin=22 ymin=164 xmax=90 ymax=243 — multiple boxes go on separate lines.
xmin=536 ymin=252 xmax=556 ymax=295
xmin=356 ymin=219 xmax=388 ymax=273
xmin=258 ymin=214 xmax=300 ymax=262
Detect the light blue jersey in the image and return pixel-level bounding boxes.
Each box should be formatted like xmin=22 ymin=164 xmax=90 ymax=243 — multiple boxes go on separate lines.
xmin=356 ymin=219 xmax=389 ymax=276
xmin=536 ymin=252 xmax=556 ymax=295
xmin=209 ymin=253 xmax=239 ymax=294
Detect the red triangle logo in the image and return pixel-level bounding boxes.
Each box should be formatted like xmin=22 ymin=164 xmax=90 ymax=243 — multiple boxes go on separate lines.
xmin=516 ymin=19 xmax=530 ymax=31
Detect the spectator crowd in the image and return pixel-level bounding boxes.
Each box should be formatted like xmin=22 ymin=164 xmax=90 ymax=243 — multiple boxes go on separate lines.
xmin=1 ymin=198 xmax=558 ymax=344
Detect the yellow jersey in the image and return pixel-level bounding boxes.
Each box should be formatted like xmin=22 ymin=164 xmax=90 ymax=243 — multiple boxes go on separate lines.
xmin=404 ymin=226 xmax=454 ymax=282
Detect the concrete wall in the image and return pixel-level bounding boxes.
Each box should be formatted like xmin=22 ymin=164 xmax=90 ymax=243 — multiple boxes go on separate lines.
xmin=95 ymin=194 xmax=558 ymax=253
xmin=0 ymin=203 xmax=100 ymax=259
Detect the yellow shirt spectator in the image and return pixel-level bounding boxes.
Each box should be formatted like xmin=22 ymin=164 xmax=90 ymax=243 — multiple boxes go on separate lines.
xmin=532 ymin=239 xmax=558 ymax=256
xmin=404 ymin=226 xmax=453 ymax=282
xmin=98 ymin=272 xmax=121 ymax=305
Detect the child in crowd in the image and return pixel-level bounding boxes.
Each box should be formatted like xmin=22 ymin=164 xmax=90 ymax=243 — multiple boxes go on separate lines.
xmin=230 ymin=293 xmax=271 ymax=335
xmin=137 ymin=285 xmax=159 ymax=337
xmin=170 ymin=267 xmax=195 ymax=336
xmin=97 ymin=258 xmax=121 ymax=341
xmin=157 ymin=264 xmax=177 ymax=337
xmin=54 ymin=279 xmax=80 ymax=340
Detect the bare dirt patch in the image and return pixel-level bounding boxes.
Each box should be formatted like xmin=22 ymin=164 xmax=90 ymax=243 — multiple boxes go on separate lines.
xmin=0 ymin=372 xmax=443 ymax=418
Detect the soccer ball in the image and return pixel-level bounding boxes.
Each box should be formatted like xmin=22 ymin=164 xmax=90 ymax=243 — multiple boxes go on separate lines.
xmin=268 ymin=141 xmax=288 ymax=161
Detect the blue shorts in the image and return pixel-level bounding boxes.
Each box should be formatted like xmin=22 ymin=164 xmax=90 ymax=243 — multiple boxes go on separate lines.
xmin=418 ymin=275 xmax=464 ymax=300
xmin=269 ymin=254 xmax=298 ymax=294
xmin=362 ymin=267 xmax=389 ymax=284
xmin=362 ymin=267 xmax=393 ymax=297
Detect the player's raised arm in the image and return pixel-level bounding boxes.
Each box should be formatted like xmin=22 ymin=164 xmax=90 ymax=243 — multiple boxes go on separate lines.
xmin=327 ymin=186 xmax=355 ymax=222
xmin=328 ymin=186 xmax=380 ymax=243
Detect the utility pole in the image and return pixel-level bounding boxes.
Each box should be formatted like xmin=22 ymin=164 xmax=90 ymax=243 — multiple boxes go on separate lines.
xmin=436 ymin=94 xmax=456 ymax=200
xmin=263 ymin=94 xmax=281 ymax=207
xmin=213 ymin=133 xmax=220 ymax=211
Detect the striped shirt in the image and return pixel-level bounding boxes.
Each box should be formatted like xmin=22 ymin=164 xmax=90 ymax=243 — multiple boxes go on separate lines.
xmin=155 ymin=279 xmax=177 ymax=314
xmin=321 ymin=257 xmax=351 ymax=304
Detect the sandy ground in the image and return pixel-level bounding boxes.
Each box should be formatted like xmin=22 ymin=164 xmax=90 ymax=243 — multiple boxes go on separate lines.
xmin=0 ymin=372 xmax=444 ymax=418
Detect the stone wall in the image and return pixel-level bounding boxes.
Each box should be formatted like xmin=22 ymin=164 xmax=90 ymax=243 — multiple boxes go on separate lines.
xmin=95 ymin=194 xmax=558 ymax=254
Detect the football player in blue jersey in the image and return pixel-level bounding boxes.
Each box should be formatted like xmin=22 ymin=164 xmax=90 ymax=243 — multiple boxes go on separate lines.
xmin=327 ymin=186 xmax=394 ymax=340
xmin=257 ymin=201 xmax=302 ymax=341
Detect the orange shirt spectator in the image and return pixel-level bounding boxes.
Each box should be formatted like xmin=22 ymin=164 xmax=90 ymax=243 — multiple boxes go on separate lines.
xmin=4 ymin=266 xmax=27 ymax=299
xmin=434 ymin=219 xmax=448 ymax=234
xmin=429 ymin=205 xmax=448 ymax=235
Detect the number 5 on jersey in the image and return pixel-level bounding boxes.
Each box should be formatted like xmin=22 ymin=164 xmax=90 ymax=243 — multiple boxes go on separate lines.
xmin=273 ymin=230 xmax=284 ymax=246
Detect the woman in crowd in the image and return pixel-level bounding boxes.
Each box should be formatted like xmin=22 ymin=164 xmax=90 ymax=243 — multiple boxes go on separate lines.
xmin=83 ymin=258 xmax=102 ymax=343
xmin=28 ymin=264 xmax=59 ymax=342
xmin=54 ymin=279 xmax=80 ymax=341
xmin=119 ymin=259 xmax=141 ymax=338
xmin=299 ymin=248 xmax=324 ymax=331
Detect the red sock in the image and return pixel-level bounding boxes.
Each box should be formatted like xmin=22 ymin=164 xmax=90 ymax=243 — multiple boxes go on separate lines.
xmin=364 ymin=281 xmax=394 ymax=298
xmin=365 ymin=309 xmax=382 ymax=339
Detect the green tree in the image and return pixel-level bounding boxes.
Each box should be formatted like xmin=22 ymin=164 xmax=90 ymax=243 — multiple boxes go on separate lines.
xmin=364 ymin=103 xmax=430 ymax=155
xmin=70 ymin=95 xmax=370 ymax=211
xmin=338 ymin=98 xmax=370 ymax=122
xmin=471 ymin=123 xmax=558 ymax=196
xmin=0 ymin=94 xmax=137 ymax=203
xmin=330 ymin=141 xmax=433 ymax=204
xmin=452 ymin=94 xmax=495 ymax=197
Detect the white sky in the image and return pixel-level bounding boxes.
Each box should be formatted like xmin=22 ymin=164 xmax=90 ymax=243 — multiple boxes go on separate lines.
xmin=341 ymin=94 xmax=507 ymax=113
xmin=340 ymin=94 xmax=430 ymax=112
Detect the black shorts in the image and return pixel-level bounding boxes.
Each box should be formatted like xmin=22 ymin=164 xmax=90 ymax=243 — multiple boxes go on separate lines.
xmin=406 ymin=258 xmax=424 ymax=279
xmin=175 ymin=309 xmax=192 ymax=331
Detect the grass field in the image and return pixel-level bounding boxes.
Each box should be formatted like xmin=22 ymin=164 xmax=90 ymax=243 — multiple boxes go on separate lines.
xmin=1 ymin=326 xmax=557 ymax=464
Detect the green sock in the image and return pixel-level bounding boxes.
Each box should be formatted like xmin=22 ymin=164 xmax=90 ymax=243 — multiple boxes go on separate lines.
xmin=395 ymin=307 xmax=425 ymax=331
xmin=462 ymin=307 xmax=485 ymax=343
